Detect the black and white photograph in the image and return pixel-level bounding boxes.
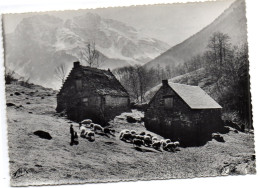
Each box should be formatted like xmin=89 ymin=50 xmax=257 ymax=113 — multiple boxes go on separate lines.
xmin=0 ymin=0 xmax=258 ymax=186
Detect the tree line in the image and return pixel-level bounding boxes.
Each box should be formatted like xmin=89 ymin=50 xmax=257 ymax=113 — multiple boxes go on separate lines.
xmin=113 ymin=32 xmax=250 ymax=126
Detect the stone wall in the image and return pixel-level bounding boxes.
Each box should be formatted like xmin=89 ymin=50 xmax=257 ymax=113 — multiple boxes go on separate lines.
xmin=144 ymin=84 xmax=222 ymax=146
xmin=105 ymin=95 xmax=129 ymax=107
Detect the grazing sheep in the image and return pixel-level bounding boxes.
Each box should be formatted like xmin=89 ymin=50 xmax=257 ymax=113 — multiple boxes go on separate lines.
xmin=160 ymin=139 xmax=168 ymax=148
xmin=119 ymin=129 xmax=130 ymax=138
xmin=143 ymin=135 xmax=153 ymax=147
xmin=165 ymin=139 xmax=171 ymax=144
xmin=120 ymin=132 xmax=133 ymax=142
xmin=139 ymin=131 xmax=146 ymax=136
xmin=152 ymin=141 xmax=161 ymax=150
xmin=152 ymin=137 xmax=158 ymax=143
xmin=135 ymin=134 xmax=144 ymax=140
xmin=86 ymin=130 xmax=95 ymax=141
xmin=80 ymin=126 xmax=88 ymax=138
xmin=104 ymin=128 xmax=115 ymax=136
xmin=132 ymin=138 xmax=144 ymax=147
xmin=130 ymin=130 xmax=137 ymax=136
xmin=81 ymin=119 xmax=92 ymax=125
xmin=164 ymin=142 xmax=176 ymax=152
xmin=90 ymin=123 xmax=103 ymax=133
xmin=173 ymin=141 xmax=180 ymax=147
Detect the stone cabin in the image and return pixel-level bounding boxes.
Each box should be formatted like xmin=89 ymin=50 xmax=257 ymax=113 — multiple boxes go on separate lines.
xmin=144 ymin=80 xmax=223 ymax=146
xmin=56 ymin=61 xmax=130 ymax=125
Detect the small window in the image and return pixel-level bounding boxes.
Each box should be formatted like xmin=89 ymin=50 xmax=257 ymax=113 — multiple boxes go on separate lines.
xmin=75 ymin=79 xmax=82 ymax=91
xmin=164 ymin=97 xmax=173 ymax=109
xmin=82 ymin=97 xmax=89 ymax=106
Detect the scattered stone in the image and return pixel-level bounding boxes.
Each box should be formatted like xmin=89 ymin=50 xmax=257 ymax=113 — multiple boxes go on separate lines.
xmin=10 ymin=94 xmax=13 ymax=96
xmin=234 ymin=130 xmax=239 ymax=133
xmin=29 ymin=112 xmax=33 ymax=114
xmin=19 ymin=105 xmax=23 ymax=108
xmin=41 ymin=96 xmax=45 ymax=99
xmin=6 ymin=103 xmax=15 ymax=107
xmin=26 ymin=102 xmax=31 ymax=104
xmin=33 ymin=130 xmax=52 ymax=140
xmin=251 ymin=154 xmax=256 ymax=161
xmin=126 ymin=116 xmax=137 ymax=123
xmin=14 ymin=92 xmax=21 ymax=96
xmin=35 ymin=164 xmax=43 ymax=168
xmin=25 ymin=97 xmax=29 ymax=100
xmin=47 ymin=94 xmax=52 ymax=96
xmin=21 ymin=91 xmax=25 ymax=94
xmin=212 ymin=133 xmax=225 ymax=142
xmin=12 ymin=168 xmax=28 ymax=178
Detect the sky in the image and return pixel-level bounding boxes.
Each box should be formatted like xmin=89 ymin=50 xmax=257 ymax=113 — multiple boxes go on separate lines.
xmin=3 ymin=0 xmax=235 ymax=46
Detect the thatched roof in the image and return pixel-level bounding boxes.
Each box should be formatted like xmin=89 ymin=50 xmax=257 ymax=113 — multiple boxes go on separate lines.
xmin=79 ymin=65 xmax=129 ymax=97
xmin=168 ymin=82 xmax=222 ymax=109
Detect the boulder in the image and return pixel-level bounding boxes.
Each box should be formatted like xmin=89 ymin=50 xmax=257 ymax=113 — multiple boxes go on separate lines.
xmin=126 ymin=116 xmax=137 ymax=123
xmin=33 ymin=130 xmax=52 ymax=140
xmin=6 ymin=103 xmax=15 ymax=107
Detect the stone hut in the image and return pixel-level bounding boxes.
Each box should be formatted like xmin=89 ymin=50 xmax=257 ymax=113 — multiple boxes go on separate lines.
xmin=144 ymin=80 xmax=223 ymax=146
xmin=56 ymin=61 xmax=130 ymax=125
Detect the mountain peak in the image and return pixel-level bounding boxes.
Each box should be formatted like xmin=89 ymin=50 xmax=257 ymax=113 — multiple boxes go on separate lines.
xmin=144 ymin=0 xmax=247 ymax=70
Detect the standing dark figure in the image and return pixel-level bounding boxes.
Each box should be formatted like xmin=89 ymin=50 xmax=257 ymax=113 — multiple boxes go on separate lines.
xmin=70 ymin=124 xmax=74 ymax=146
xmin=74 ymin=132 xmax=79 ymax=145
xmin=79 ymin=122 xmax=82 ymax=130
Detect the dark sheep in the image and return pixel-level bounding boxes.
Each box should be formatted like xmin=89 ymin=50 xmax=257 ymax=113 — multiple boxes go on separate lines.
xmin=132 ymin=138 xmax=144 ymax=147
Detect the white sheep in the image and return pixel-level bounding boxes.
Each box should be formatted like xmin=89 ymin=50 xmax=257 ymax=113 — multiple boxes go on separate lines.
xmin=152 ymin=137 xmax=158 ymax=143
xmin=143 ymin=135 xmax=153 ymax=147
xmin=164 ymin=141 xmax=180 ymax=152
xmin=135 ymin=134 xmax=144 ymax=140
xmin=119 ymin=129 xmax=130 ymax=139
xmin=90 ymin=123 xmax=103 ymax=133
xmin=85 ymin=130 xmax=95 ymax=141
xmin=130 ymin=130 xmax=137 ymax=136
xmin=164 ymin=142 xmax=176 ymax=152
xmin=81 ymin=119 xmax=92 ymax=125
xmin=151 ymin=141 xmax=161 ymax=150
xmin=80 ymin=126 xmax=88 ymax=137
xmin=120 ymin=132 xmax=133 ymax=142
xmin=173 ymin=141 xmax=180 ymax=147
xmin=160 ymin=139 xmax=168 ymax=148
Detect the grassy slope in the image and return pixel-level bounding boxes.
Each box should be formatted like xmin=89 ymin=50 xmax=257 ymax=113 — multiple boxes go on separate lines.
xmin=5 ymin=83 xmax=255 ymax=186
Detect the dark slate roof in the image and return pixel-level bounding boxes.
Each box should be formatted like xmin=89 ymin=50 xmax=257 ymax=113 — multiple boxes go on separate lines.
xmin=168 ymin=83 xmax=222 ymax=109
xmin=79 ymin=65 xmax=129 ymax=97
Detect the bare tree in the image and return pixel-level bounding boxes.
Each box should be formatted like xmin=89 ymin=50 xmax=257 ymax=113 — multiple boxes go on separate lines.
xmin=55 ymin=64 xmax=67 ymax=84
xmin=80 ymin=41 xmax=102 ymax=68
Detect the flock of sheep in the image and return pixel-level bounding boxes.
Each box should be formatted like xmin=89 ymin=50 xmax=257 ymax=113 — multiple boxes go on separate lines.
xmin=119 ymin=129 xmax=180 ymax=152
xmin=79 ymin=119 xmax=115 ymax=141
xmin=78 ymin=119 xmax=180 ymax=152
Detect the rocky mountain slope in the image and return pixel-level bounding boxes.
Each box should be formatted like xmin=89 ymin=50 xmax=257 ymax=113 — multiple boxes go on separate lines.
xmin=144 ymin=0 xmax=247 ymax=70
xmin=4 ymin=13 xmax=169 ymax=89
